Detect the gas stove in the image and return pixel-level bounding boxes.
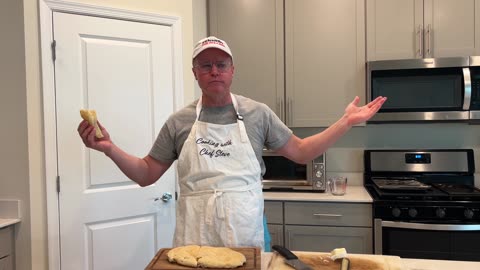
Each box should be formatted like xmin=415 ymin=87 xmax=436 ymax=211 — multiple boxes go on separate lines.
xmin=364 ymin=149 xmax=480 ymax=261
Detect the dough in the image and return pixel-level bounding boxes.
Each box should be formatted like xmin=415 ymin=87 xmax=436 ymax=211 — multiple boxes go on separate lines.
xmin=197 ymin=246 xmax=246 ymax=268
xmin=167 ymin=245 xmax=246 ymax=268
xmin=167 ymin=245 xmax=201 ymax=267
xmin=80 ymin=109 xmax=103 ymax=138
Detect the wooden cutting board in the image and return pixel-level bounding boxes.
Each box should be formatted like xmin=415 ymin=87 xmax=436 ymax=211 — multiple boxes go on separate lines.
xmin=145 ymin=247 xmax=261 ymax=270
xmin=268 ymin=252 xmax=404 ymax=270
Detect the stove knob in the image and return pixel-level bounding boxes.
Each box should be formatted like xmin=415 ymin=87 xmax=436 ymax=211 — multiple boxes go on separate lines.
xmin=392 ymin=207 xmax=401 ymax=217
xmin=408 ymin=208 xmax=418 ymax=218
xmin=436 ymin=208 xmax=446 ymax=218
xmin=464 ymin=209 xmax=474 ymax=219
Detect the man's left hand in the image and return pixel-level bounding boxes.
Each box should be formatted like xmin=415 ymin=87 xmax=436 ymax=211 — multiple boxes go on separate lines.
xmin=344 ymin=96 xmax=387 ymax=126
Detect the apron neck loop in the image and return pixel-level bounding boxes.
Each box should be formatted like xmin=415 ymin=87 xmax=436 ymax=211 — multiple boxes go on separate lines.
xmin=195 ymin=94 xmax=248 ymax=143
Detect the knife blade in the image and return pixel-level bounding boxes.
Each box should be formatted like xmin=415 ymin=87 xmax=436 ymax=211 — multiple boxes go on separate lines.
xmin=272 ymin=245 xmax=313 ymax=270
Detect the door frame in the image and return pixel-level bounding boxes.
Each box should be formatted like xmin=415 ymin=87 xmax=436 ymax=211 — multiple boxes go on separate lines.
xmin=39 ymin=1 xmax=184 ymax=269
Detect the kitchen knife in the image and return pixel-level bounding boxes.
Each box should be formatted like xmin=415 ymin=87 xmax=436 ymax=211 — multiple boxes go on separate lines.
xmin=272 ymin=245 xmax=313 ymax=270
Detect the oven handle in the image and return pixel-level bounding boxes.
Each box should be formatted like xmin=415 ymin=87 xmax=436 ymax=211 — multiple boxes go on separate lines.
xmin=381 ymin=220 xmax=480 ymax=231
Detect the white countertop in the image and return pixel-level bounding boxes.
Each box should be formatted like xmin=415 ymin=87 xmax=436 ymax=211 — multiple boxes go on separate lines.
xmin=263 ymin=185 xmax=373 ymax=203
xmin=260 ymin=252 xmax=480 ymax=270
xmin=0 ymin=218 xmax=21 ymax=229
xmin=0 ymin=199 xmax=21 ymax=228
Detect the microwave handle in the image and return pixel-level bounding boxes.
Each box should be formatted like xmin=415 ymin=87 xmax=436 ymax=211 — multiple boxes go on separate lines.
xmin=463 ymin=67 xmax=472 ymax=110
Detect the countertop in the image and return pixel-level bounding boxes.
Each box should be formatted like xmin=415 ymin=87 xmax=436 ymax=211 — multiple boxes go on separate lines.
xmin=263 ymin=185 xmax=373 ymax=203
xmin=0 ymin=199 xmax=21 ymax=228
xmin=0 ymin=218 xmax=21 ymax=229
xmin=260 ymin=252 xmax=480 ymax=270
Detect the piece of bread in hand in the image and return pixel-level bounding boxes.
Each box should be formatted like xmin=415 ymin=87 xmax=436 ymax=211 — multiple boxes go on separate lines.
xmin=80 ymin=109 xmax=104 ymax=138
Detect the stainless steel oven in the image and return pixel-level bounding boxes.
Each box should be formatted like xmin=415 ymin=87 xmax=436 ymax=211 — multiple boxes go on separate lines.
xmin=364 ymin=149 xmax=480 ymax=261
xmin=374 ymin=219 xmax=480 ymax=260
xmin=262 ymin=150 xmax=326 ymax=192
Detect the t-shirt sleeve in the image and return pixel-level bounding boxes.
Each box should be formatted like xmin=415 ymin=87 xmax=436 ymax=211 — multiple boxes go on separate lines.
xmin=148 ymin=117 xmax=178 ymax=163
xmin=262 ymin=103 xmax=292 ymax=150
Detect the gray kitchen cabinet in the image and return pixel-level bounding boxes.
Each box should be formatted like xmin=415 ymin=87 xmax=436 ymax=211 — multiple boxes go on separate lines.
xmin=208 ymin=0 xmax=285 ymax=120
xmin=367 ymin=0 xmax=480 ymax=61
xmin=285 ymin=225 xmax=372 ymax=253
xmin=209 ymin=0 xmax=366 ymax=127
xmin=284 ymin=201 xmax=373 ymax=253
xmin=265 ymin=201 xmax=284 ymax=248
xmin=0 ymin=226 xmax=14 ymax=270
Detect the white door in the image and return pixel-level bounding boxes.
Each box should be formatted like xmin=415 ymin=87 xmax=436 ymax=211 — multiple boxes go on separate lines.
xmin=53 ymin=12 xmax=176 ymax=270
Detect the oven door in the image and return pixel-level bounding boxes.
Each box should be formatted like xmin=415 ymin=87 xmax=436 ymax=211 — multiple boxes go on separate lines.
xmin=374 ymin=219 xmax=480 ymax=261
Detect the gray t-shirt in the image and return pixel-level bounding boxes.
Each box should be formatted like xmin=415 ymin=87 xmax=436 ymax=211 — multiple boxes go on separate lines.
xmin=148 ymin=94 xmax=292 ymax=176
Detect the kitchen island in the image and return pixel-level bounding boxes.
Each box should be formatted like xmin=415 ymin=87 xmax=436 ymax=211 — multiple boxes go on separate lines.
xmin=261 ymin=252 xmax=480 ymax=270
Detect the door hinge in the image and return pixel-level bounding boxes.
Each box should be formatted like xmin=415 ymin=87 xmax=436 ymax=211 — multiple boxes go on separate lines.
xmin=51 ymin=40 xmax=56 ymax=62
xmin=175 ymin=191 xmax=178 ymax=201
xmin=56 ymin=175 xmax=60 ymax=193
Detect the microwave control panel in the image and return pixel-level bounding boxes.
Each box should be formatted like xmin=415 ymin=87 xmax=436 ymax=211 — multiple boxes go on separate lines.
xmin=312 ymin=155 xmax=326 ymax=191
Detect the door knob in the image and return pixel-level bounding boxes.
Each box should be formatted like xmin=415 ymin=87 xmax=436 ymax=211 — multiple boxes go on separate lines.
xmin=160 ymin=192 xmax=173 ymax=202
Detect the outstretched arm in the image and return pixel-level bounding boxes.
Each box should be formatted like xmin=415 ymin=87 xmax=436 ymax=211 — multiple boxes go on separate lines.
xmin=78 ymin=120 xmax=173 ymax=187
xmin=275 ymin=96 xmax=387 ymax=163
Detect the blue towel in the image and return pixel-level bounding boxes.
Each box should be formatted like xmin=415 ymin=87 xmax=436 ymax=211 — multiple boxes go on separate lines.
xmin=263 ymin=215 xmax=271 ymax=252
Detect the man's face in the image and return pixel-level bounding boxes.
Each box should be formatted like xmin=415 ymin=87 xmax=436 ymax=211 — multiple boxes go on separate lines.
xmin=192 ymin=48 xmax=234 ymax=99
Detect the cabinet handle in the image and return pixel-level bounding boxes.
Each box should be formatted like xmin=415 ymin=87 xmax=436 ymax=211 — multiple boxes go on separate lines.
xmin=279 ymin=98 xmax=284 ymax=122
xmin=426 ymin=24 xmax=432 ymax=57
xmin=288 ymin=98 xmax=293 ymax=125
xmin=313 ymin=213 xmax=343 ymax=217
xmin=417 ymin=25 xmax=423 ymax=57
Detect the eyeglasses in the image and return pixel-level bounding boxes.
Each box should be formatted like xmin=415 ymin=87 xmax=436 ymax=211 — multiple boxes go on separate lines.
xmin=194 ymin=61 xmax=232 ymax=74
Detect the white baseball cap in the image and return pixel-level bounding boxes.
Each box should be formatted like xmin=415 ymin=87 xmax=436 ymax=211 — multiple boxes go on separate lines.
xmin=192 ymin=36 xmax=233 ymax=61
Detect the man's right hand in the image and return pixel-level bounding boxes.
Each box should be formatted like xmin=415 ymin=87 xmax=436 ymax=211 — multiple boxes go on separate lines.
xmin=78 ymin=120 xmax=113 ymax=154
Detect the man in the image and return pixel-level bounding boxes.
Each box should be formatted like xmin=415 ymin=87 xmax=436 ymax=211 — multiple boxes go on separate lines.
xmin=78 ymin=36 xmax=386 ymax=250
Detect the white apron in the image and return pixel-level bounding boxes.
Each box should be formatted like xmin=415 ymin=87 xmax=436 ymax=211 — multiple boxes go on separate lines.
xmin=174 ymin=94 xmax=264 ymax=249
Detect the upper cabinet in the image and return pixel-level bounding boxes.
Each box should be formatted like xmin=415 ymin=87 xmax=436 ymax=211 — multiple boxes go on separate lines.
xmin=208 ymin=0 xmax=285 ymax=120
xmin=209 ymin=0 xmax=365 ymax=127
xmin=367 ymin=0 xmax=480 ymax=61
xmin=285 ymin=0 xmax=365 ymax=127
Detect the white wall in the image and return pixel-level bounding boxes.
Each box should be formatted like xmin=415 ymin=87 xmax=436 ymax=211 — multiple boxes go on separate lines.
xmin=19 ymin=0 xmax=208 ymax=269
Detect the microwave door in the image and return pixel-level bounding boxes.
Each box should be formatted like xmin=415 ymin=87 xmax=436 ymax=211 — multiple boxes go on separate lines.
xmin=468 ymin=56 xmax=480 ymax=121
xmin=367 ymin=58 xmax=470 ymax=123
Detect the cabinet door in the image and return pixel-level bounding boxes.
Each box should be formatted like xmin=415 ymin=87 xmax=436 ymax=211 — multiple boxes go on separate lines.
xmin=0 ymin=256 xmax=12 ymax=270
xmin=424 ymin=0 xmax=477 ymax=57
xmin=264 ymin=201 xmax=283 ymax=224
xmin=366 ymin=0 xmax=424 ymax=60
xmin=209 ymin=0 xmax=285 ymax=120
xmin=285 ymin=0 xmax=366 ymax=127
xmin=267 ymin=224 xmax=284 ymax=248
xmin=285 ymin=225 xmax=373 ymax=254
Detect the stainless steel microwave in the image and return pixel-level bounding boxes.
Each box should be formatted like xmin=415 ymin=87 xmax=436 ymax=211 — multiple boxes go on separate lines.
xmin=367 ymin=56 xmax=480 ymax=122
xmin=261 ymin=150 xmax=326 ymax=192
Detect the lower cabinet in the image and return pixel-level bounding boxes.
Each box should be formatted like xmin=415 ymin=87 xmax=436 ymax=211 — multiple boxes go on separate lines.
xmin=0 ymin=226 xmax=14 ymax=270
xmin=285 ymin=225 xmax=372 ymax=253
xmin=0 ymin=256 xmax=12 ymax=270
xmin=265 ymin=200 xmax=373 ymax=253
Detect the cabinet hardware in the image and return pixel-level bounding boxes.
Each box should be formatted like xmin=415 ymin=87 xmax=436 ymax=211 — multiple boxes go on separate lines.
xmin=313 ymin=213 xmax=343 ymax=217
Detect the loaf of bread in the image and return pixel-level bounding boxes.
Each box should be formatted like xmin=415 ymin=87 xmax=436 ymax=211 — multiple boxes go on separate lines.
xmin=80 ymin=109 xmax=104 ymax=138
xmin=167 ymin=245 xmax=246 ymax=268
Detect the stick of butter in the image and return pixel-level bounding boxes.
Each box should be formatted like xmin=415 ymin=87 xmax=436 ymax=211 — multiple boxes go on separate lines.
xmin=80 ymin=109 xmax=104 ymax=138
xmin=330 ymin=248 xmax=348 ymax=260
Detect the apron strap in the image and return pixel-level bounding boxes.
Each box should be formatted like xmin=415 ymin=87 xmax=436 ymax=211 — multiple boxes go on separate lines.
xmin=183 ymin=181 xmax=262 ymax=226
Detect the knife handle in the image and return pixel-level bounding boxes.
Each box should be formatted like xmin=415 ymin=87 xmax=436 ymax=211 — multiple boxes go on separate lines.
xmin=272 ymin=245 xmax=298 ymax=260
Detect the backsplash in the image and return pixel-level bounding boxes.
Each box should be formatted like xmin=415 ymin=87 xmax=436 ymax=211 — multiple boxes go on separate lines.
xmin=292 ymin=123 xmax=480 ymax=188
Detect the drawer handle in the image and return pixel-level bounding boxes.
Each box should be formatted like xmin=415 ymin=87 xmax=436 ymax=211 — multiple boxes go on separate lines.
xmin=313 ymin=213 xmax=343 ymax=217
